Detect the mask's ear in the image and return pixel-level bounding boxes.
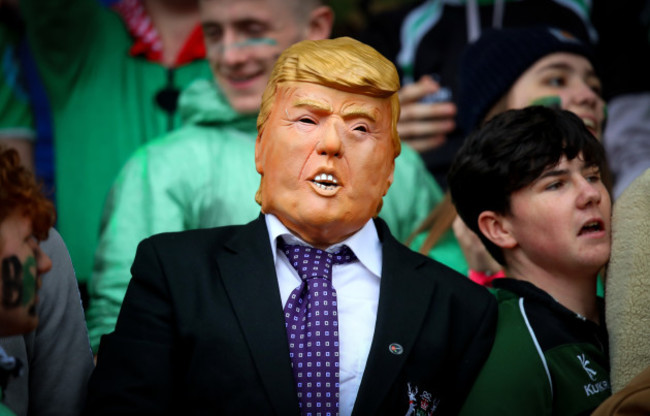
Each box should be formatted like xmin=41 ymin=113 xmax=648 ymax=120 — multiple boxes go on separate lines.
xmin=305 ymin=6 xmax=334 ymax=40
xmin=383 ymin=160 xmax=395 ymax=196
xmin=255 ymin=133 xmax=265 ymax=175
xmin=478 ymin=211 xmax=517 ymax=249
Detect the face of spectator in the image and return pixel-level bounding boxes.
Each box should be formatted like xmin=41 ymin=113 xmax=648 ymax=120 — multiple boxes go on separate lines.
xmin=200 ymin=0 xmax=320 ymax=114
xmin=0 ymin=210 xmax=52 ymax=336
xmin=506 ymin=52 xmax=606 ymax=139
xmin=499 ymin=154 xmax=611 ymax=277
xmin=255 ymin=82 xmax=395 ymax=248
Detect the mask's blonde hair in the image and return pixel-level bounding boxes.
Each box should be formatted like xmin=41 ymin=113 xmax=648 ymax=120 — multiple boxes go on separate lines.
xmin=257 ymin=36 xmax=401 ymax=153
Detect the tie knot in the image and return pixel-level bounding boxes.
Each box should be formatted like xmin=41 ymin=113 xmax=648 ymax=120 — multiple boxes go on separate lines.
xmin=279 ymin=240 xmax=357 ymax=282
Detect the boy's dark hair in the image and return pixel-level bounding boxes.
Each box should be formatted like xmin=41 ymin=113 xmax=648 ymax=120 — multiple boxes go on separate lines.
xmin=448 ymin=106 xmax=608 ymax=265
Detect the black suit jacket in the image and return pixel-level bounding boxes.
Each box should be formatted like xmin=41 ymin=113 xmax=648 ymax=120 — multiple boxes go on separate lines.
xmin=85 ymin=216 xmax=496 ymax=415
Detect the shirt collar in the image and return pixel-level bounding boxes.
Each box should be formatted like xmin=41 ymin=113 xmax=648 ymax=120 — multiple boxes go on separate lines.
xmin=265 ymin=214 xmax=383 ymax=278
xmin=493 ymin=278 xmax=605 ymax=324
xmin=113 ymin=0 xmax=205 ymax=66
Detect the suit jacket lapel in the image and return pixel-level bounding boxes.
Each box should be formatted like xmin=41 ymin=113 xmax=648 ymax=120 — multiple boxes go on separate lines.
xmin=353 ymin=219 xmax=437 ymax=415
xmin=217 ymin=215 xmax=299 ymax=415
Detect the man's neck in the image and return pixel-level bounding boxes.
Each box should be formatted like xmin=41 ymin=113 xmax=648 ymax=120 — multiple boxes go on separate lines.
xmin=505 ymin=259 xmax=600 ymax=323
xmin=143 ymin=0 xmax=200 ymax=66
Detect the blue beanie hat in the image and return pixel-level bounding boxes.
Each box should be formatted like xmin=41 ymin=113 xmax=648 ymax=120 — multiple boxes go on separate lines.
xmin=458 ymin=26 xmax=597 ymax=134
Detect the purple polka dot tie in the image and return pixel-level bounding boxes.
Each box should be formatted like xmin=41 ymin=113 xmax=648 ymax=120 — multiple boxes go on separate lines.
xmin=279 ymin=240 xmax=358 ymax=416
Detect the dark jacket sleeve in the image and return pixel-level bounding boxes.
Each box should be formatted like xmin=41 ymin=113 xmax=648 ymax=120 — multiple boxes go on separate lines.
xmin=84 ymin=237 xmax=179 ymax=415
xmin=444 ymin=279 xmax=498 ymax=414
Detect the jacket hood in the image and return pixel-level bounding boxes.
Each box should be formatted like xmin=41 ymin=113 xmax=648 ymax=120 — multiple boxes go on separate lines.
xmin=179 ymin=78 xmax=258 ymax=128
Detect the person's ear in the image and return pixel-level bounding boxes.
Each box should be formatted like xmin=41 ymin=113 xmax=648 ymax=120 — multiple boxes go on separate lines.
xmin=477 ymin=211 xmax=517 ymax=249
xmin=305 ymin=6 xmax=334 ymax=40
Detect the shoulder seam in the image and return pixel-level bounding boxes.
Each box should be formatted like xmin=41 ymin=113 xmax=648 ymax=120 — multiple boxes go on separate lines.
xmin=519 ymin=297 xmax=554 ymax=400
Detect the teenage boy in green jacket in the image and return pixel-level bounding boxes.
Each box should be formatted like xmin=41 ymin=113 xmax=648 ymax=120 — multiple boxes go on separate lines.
xmin=449 ymin=106 xmax=612 ymax=415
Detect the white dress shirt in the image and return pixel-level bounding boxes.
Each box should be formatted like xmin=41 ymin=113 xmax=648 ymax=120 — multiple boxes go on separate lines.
xmin=265 ymin=214 xmax=382 ymax=416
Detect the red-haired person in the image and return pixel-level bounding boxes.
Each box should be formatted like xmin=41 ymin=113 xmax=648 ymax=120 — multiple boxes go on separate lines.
xmin=0 ymin=146 xmax=54 ymax=413
xmin=0 ymin=146 xmax=94 ymax=415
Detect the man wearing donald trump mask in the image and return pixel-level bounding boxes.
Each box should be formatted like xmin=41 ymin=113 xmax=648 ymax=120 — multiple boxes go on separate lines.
xmin=85 ymin=37 xmax=496 ymax=416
